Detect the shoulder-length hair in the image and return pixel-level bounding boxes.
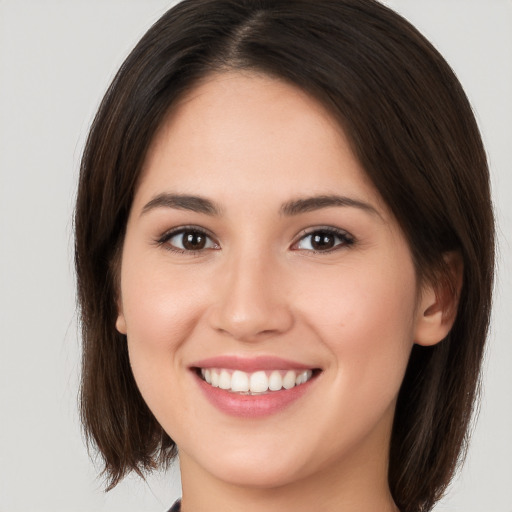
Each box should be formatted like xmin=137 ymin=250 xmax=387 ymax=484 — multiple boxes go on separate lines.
xmin=74 ymin=1 xmax=494 ymax=511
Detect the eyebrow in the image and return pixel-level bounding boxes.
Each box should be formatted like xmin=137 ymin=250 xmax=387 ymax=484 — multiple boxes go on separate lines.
xmin=141 ymin=193 xmax=221 ymax=216
xmin=140 ymin=192 xmax=380 ymax=219
xmin=280 ymin=194 xmax=381 ymax=217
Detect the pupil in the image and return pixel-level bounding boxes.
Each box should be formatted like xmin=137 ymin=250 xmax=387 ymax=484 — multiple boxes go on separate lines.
xmin=183 ymin=232 xmax=206 ymax=250
xmin=312 ymin=232 xmax=334 ymax=250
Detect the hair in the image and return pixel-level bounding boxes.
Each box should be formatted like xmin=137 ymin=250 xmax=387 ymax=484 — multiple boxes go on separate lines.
xmin=74 ymin=1 xmax=494 ymax=511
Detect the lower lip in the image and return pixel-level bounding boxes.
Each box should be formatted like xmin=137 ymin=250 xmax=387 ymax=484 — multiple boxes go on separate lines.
xmin=194 ymin=372 xmax=317 ymax=418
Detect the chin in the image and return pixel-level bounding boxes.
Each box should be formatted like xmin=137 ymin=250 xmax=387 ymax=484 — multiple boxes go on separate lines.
xmin=206 ymin=458 xmax=308 ymax=489
xmin=179 ymin=436 xmax=316 ymax=490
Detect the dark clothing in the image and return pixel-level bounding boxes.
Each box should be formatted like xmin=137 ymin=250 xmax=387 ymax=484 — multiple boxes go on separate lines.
xmin=168 ymin=498 xmax=181 ymax=511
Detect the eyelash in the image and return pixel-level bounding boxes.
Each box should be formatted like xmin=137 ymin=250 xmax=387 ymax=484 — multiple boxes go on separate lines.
xmin=292 ymin=227 xmax=355 ymax=253
xmin=156 ymin=226 xmax=219 ymax=255
xmin=156 ymin=226 xmax=355 ymax=255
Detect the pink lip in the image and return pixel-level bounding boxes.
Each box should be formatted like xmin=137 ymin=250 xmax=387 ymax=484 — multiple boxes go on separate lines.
xmin=190 ymin=356 xmax=320 ymax=418
xmin=190 ymin=355 xmax=315 ymax=372
xmin=195 ymin=375 xmax=317 ymax=418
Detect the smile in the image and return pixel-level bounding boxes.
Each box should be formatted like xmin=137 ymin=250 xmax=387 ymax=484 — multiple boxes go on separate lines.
xmin=199 ymin=368 xmax=314 ymax=395
xmin=191 ymin=356 xmax=321 ymax=417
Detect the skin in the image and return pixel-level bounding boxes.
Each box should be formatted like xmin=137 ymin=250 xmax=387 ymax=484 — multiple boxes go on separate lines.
xmin=116 ymin=72 xmax=455 ymax=512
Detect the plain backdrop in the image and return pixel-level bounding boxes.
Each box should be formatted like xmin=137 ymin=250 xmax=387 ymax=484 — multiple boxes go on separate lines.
xmin=0 ymin=1 xmax=510 ymax=511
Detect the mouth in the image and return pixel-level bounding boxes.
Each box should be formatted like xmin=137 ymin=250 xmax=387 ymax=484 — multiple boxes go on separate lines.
xmin=195 ymin=367 xmax=319 ymax=395
xmin=190 ymin=356 xmax=322 ymax=417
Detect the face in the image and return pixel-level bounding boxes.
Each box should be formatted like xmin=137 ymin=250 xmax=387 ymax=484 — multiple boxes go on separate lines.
xmin=116 ymin=72 xmax=430 ymax=492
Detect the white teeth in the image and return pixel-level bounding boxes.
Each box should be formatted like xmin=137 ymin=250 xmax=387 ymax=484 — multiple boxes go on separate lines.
xmin=268 ymin=370 xmax=283 ymax=391
xmin=231 ymin=370 xmax=249 ymax=392
xmin=219 ymin=369 xmax=231 ymax=390
xmin=296 ymin=370 xmax=311 ymax=385
xmin=283 ymin=370 xmax=296 ymax=389
xmin=200 ymin=368 xmax=315 ymax=394
xmin=249 ymin=371 xmax=268 ymax=393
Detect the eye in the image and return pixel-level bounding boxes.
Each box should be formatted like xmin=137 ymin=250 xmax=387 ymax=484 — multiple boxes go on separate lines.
xmin=158 ymin=227 xmax=219 ymax=253
xmin=293 ymin=228 xmax=354 ymax=252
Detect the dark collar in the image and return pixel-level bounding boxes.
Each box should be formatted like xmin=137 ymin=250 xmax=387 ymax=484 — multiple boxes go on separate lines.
xmin=167 ymin=498 xmax=181 ymax=512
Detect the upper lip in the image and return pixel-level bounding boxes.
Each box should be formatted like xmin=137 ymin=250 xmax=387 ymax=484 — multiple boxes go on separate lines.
xmin=190 ymin=355 xmax=317 ymax=373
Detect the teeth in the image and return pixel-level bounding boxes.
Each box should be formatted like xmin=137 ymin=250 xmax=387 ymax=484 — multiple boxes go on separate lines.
xmin=231 ymin=370 xmax=249 ymax=392
xmin=199 ymin=368 xmax=313 ymax=394
xmin=268 ymin=370 xmax=283 ymax=391
xmin=249 ymin=371 xmax=268 ymax=393
xmin=219 ymin=369 xmax=231 ymax=390
xmin=283 ymin=370 xmax=296 ymax=389
xmin=296 ymin=370 xmax=309 ymax=385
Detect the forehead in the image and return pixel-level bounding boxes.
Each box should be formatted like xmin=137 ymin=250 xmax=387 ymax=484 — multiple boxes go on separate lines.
xmin=135 ymin=71 xmax=386 ymax=216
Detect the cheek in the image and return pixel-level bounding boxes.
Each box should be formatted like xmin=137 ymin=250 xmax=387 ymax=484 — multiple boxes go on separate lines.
xmin=120 ymin=268 xmax=213 ymax=433
xmin=119 ymin=244 xmax=211 ymax=402
xmin=121 ymin=248 xmax=207 ymax=350
xmin=299 ymin=259 xmax=416 ymax=335
xmin=296 ymin=257 xmax=417 ymax=390
xmin=290 ymin=259 xmax=417 ymax=454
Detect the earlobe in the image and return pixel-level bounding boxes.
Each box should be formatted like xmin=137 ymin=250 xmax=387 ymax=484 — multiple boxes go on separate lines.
xmin=114 ymin=279 xmax=127 ymax=334
xmin=116 ymin=314 xmax=127 ymax=334
xmin=414 ymin=252 xmax=463 ymax=347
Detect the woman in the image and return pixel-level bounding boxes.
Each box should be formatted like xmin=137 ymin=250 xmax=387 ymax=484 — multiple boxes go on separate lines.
xmin=74 ymin=1 xmax=494 ymax=511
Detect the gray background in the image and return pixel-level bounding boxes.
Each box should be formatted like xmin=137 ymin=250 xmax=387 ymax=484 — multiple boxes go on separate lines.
xmin=0 ymin=1 xmax=510 ymax=510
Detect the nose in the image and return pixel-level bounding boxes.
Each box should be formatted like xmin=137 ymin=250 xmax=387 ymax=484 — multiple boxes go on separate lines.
xmin=207 ymin=252 xmax=294 ymax=342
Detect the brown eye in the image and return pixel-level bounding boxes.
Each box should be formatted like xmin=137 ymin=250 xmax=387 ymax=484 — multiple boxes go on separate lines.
xmin=311 ymin=232 xmax=336 ymax=250
xmin=295 ymin=229 xmax=353 ymax=252
xmin=182 ymin=231 xmax=207 ymax=250
xmin=163 ymin=228 xmax=219 ymax=252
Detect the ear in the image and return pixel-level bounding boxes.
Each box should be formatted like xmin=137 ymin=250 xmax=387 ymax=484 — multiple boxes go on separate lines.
xmin=414 ymin=252 xmax=463 ymax=347
xmin=110 ymin=242 xmax=127 ymax=335
xmin=115 ymin=300 xmax=127 ymax=335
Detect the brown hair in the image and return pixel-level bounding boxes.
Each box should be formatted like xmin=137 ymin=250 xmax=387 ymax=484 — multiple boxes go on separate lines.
xmin=74 ymin=1 xmax=494 ymax=510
